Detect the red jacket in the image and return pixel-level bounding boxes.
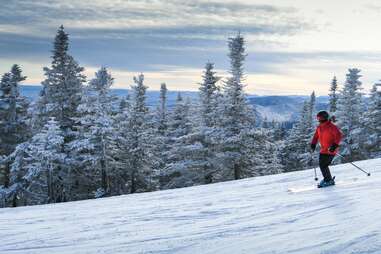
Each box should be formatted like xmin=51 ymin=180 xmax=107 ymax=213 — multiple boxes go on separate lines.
xmin=311 ymin=121 xmax=342 ymax=155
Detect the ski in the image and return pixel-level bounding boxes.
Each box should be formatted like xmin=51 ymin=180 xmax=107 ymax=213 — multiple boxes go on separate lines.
xmin=288 ymin=178 xmax=359 ymax=193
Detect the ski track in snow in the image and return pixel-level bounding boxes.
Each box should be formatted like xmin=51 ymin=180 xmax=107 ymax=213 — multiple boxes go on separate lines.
xmin=0 ymin=158 xmax=381 ymax=254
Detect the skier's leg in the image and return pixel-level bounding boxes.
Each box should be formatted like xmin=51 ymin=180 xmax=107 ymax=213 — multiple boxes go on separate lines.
xmin=326 ymin=154 xmax=335 ymax=180
xmin=319 ymin=154 xmax=333 ymax=181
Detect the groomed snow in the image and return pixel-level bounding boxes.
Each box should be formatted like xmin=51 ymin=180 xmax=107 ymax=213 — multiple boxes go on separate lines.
xmin=1 ymin=158 xmax=381 ymax=254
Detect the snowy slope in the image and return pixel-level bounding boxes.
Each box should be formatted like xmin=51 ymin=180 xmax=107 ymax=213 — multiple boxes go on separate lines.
xmin=1 ymin=158 xmax=381 ymax=254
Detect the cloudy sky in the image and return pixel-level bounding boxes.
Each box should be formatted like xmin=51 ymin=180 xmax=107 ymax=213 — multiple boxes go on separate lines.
xmin=1 ymin=0 xmax=381 ymax=95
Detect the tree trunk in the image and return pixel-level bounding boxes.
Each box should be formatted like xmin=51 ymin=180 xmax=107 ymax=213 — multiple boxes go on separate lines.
xmin=234 ymin=163 xmax=240 ymax=180
xmin=100 ymin=136 xmax=108 ymax=193
xmin=12 ymin=194 xmax=17 ymax=207
xmin=9 ymin=84 xmax=17 ymax=123
xmin=47 ymin=169 xmax=52 ymax=203
xmin=101 ymin=159 xmax=107 ymax=192
xmin=204 ymin=165 xmax=213 ymax=184
xmin=4 ymin=161 xmax=10 ymax=188
xmin=131 ymin=169 xmax=136 ymax=194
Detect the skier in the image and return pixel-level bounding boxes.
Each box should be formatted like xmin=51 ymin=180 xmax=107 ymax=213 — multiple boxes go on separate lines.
xmin=310 ymin=111 xmax=342 ymax=188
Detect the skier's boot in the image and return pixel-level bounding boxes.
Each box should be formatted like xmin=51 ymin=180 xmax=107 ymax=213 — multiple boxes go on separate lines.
xmin=318 ymin=176 xmax=336 ymax=188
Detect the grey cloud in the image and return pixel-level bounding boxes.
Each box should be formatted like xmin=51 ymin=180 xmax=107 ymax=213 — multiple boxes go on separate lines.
xmin=0 ymin=0 xmax=315 ymax=78
xmin=0 ymin=0 xmax=307 ymax=33
xmin=68 ymin=23 xmax=305 ymax=42
xmin=165 ymin=0 xmax=296 ymax=15
xmin=0 ymin=1 xmax=166 ymax=25
xmin=2 ymin=25 xmax=381 ymax=76
xmin=0 ymin=26 xmax=288 ymax=74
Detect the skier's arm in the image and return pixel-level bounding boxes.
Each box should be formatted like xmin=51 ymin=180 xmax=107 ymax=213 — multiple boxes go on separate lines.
xmin=310 ymin=128 xmax=319 ymax=152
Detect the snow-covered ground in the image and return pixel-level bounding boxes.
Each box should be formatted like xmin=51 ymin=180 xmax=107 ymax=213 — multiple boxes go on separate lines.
xmin=1 ymin=158 xmax=381 ymax=254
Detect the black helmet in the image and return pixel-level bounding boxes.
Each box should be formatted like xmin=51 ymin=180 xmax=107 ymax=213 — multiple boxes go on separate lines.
xmin=317 ymin=110 xmax=329 ymax=121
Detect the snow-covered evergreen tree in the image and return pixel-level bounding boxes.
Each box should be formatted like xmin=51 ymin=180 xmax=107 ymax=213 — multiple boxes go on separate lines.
xmin=363 ymin=82 xmax=381 ymax=157
xmin=213 ymin=33 xmax=260 ymax=180
xmin=117 ymin=74 xmax=158 ymax=193
xmin=7 ymin=118 xmax=65 ymax=206
xmin=199 ymin=62 xmax=220 ymax=128
xmin=110 ymin=94 xmax=132 ymax=195
xmin=282 ymin=92 xmax=316 ymax=171
xmin=27 ymin=26 xmax=86 ymax=202
xmin=282 ymin=102 xmax=309 ymax=171
xmin=267 ymin=121 xmax=287 ymax=142
xmin=192 ymin=62 xmax=222 ymax=183
xmin=336 ymin=68 xmax=366 ymax=161
xmin=119 ymin=95 xmax=130 ymax=113
xmin=68 ymin=67 xmax=117 ymax=198
xmin=156 ymin=83 xmax=168 ymax=135
xmin=242 ymin=128 xmax=283 ymax=176
xmin=329 ymin=76 xmax=338 ymax=114
xmin=0 ymin=65 xmax=29 ymax=189
xmin=161 ymin=93 xmax=198 ymax=188
xmin=307 ymin=91 xmax=316 ymax=131
xmin=153 ymin=83 xmax=171 ymax=188
xmin=34 ymin=25 xmax=85 ymax=135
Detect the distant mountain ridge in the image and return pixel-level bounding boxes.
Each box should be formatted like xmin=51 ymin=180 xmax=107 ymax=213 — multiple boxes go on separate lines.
xmin=248 ymin=95 xmax=328 ymax=122
xmin=20 ymin=85 xmax=328 ymax=122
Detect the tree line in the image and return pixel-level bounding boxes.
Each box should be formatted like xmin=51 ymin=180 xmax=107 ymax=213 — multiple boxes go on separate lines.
xmin=0 ymin=26 xmax=380 ymax=207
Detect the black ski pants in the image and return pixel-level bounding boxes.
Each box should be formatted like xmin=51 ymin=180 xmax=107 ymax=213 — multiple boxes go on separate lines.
xmin=319 ymin=153 xmax=335 ymax=181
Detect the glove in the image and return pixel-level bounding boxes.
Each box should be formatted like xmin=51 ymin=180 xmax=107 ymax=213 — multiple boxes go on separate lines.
xmin=329 ymin=143 xmax=338 ymax=152
xmin=310 ymin=143 xmax=316 ymax=152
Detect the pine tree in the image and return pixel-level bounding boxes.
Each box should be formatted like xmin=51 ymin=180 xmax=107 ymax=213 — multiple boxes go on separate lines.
xmin=307 ymin=91 xmax=316 ymax=131
xmin=153 ymin=83 xmax=171 ymax=188
xmin=336 ymin=68 xmax=365 ymax=161
xmin=118 ymin=74 xmax=158 ymax=193
xmin=243 ymin=128 xmax=283 ymax=176
xmin=157 ymin=83 xmax=168 ymax=135
xmin=7 ymin=118 xmax=66 ymax=206
xmin=194 ymin=62 xmax=221 ymax=183
xmin=161 ymin=93 xmax=197 ymax=188
xmin=111 ymin=94 xmax=131 ymax=195
xmin=199 ymin=62 xmax=220 ymax=128
xmin=28 ymin=26 xmax=86 ymax=202
xmin=282 ymin=101 xmax=310 ymax=171
xmin=282 ymin=92 xmax=316 ymax=171
xmin=68 ymin=67 xmax=117 ymax=198
xmin=220 ymin=33 xmax=252 ymax=137
xmin=119 ymin=95 xmax=130 ymax=113
xmin=329 ymin=76 xmax=338 ymax=114
xmin=34 ymin=25 xmax=85 ymax=135
xmin=363 ymin=83 xmax=381 ymax=157
xmin=272 ymin=122 xmax=287 ymax=141
xmin=0 ymin=65 xmax=29 ymax=189
xmin=213 ymin=33 xmax=259 ymax=180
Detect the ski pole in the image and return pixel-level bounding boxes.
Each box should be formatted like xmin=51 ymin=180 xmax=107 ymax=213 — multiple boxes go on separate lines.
xmin=336 ymin=153 xmax=371 ymax=176
xmin=310 ymin=152 xmax=318 ymax=181
xmin=313 ymin=166 xmax=318 ymax=181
